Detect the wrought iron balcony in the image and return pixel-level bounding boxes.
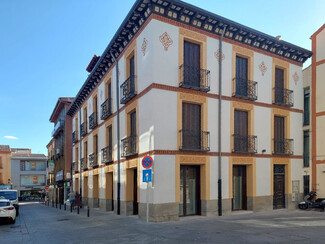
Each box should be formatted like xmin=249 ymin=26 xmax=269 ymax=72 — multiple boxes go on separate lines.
xmin=232 ymin=77 xmax=257 ymax=100
xmin=273 ymin=138 xmax=294 ymax=155
xmin=273 ymin=87 xmax=294 ymax=107
xmin=89 ymin=153 xmax=98 ymax=168
xmin=80 ymin=157 xmax=88 ymax=170
xmin=233 ymin=134 xmax=257 ymax=153
xmin=179 ymin=64 xmax=210 ymax=92
xmin=80 ymin=122 xmax=87 ymax=137
xmin=179 ymin=130 xmax=210 ymax=151
xmin=72 ymin=131 xmax=78 ymax=143
xmin=101 ymin=98 xmax=112 ymax=120
xmin=102 ymin=146 xmax=113 ymax=164
xmin=121 ymin=135 xmax=137 ymax=157
xmin=120 ymin=75 xmax=136 ymax=104
xmin=89 ymin=112 xmax=98 ymax=130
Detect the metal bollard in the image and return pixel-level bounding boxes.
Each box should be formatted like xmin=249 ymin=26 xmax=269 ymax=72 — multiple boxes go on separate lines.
xmin=77 ymin=206 xmax=79 ymax=214
xmin=87 ymin=206 xmax=90 ymax=217
xmin=70 ymin=205 xmax=72 ymax=213
xmin=56 ymin=202 xmax=57 ymax=208
xmin=59 ymin=204 xmax=61 ymax=209
xmin=52 ymin=201 xmax=54 ymax=207
xmin=64 ymin=204 xmax=66 ymax=211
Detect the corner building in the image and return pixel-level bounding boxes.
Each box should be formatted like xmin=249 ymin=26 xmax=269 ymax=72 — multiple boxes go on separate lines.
xmin=68 ymin=0 xmax=312 ymax=221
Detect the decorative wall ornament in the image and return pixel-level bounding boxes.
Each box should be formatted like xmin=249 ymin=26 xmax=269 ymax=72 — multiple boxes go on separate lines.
xmin=214 ymin=49 xmax=225 ymax=62
xmin=141 ymin=38 xmax=148 ymax=56
xmin=259 ymin=61 xmax=267 ymax=76
xmin=293 ymin=72 xmax=299 ymax=85
xmin=159 ymin=32 xmax=173 ymax=51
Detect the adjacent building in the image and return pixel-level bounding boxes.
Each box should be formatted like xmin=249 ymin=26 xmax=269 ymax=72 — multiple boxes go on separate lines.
xmin=67 ymin=0 xmax=312 ymax=221
xmin=0 ymin=145 xmax=12 ymax=186
xmin=311 ymin=24 xmax=325 ymax=197
xmin=11 ymin=148 xmax=47 ymax=200
xmin=47 ymin=97 xmax=74 ymax=204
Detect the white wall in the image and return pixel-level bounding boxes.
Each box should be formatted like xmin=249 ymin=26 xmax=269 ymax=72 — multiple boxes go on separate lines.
xmin=255 ymin=106 xmax=271 ymax=154
xmin=254 ymin=53 xmax=272 ymax=104
xmin=256 ymin=158 xmax=271 ymax=196
xmin=316 ymin=28 xmax=325 ymax=62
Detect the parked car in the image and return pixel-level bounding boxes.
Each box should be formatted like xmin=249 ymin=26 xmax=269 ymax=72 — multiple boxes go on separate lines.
xmin=0 ymin=199 xmax=16 ymax=224
xmin=0 ymin=189 xmax=19 ymax=216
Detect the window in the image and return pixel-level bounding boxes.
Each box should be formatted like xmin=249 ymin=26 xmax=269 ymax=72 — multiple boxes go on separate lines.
xmin=273 ymin=67 xmax=293 ymax=107
xmin=303 ymin=131 xmax=309 ymax=167
xmin=20 ymin=161 xmax=46 ymax=171
xmin=304 ymin=88 xmax=310 ymax=125
xmin=20 ymin=175 xmax=45 ymax=186
xmin=183 ymin=41 xmax=200 ymax=87
xmin=120 ymin=53 xmax=136 ymax=104
xmin=121 ymin=111 xmax=137 ymax=157
xmin=235 ymin=56 xmax=248 ymax=97
xmin=101 ymin=81 xmax=112 ymax=120
xmin=102 ymin=125 xmax=113 ymax=163
xmin=181 ymin=103 xmax=201 ymax=150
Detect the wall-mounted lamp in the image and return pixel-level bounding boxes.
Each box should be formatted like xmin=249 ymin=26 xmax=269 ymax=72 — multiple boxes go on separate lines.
xmin=261 ymin=149 xmax=266 ymax=153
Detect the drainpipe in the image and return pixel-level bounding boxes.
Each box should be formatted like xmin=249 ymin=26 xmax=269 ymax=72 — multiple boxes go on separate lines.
xmin=110 ymin=51 xmax=121 ymax=215
xmin=218 ymin=26 xmax=226 ymax=217
xmin=79 ymin=106 xmax=82 ymax=208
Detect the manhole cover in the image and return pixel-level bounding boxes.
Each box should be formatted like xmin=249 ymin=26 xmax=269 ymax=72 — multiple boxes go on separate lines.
xmin=57 ymin=219 xmax=70 ymax=222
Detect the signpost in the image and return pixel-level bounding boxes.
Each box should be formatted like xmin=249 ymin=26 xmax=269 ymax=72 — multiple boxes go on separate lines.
xmin=142 ymin=156 xmax=153 ymax=223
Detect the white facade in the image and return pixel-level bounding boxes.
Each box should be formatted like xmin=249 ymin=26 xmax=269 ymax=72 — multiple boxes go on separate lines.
xmin=69 ymin=1 xmax=311 ymax=221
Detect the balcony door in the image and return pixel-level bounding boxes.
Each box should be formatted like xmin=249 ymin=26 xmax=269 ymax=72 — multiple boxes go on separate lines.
xmin=274 ymin=116 xmax=285 ymax=154
xmin=130 ymin=111 xmax=136 ymax=153
xmin=275 ymin=68 xmax=284 ymax=104
xmin=234 ymin=110 xmax=248 ymax=152
xmin=184 ymin=41 xmax=200 ymax=87
xmin=182 ymin=103 xmax=201 ymax=150
xmin=235 ymin=56 xmax=248 ymax=97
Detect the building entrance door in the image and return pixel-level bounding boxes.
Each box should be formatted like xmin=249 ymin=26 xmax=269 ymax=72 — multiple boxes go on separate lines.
xmin=273 ymin=165 xmax=285 ymax=209
xmin=233 ymin=165 xmax=247 ymax=210
xmin=179 ymin=165 xmax=200 ymax=216
xmin=133 ymin=168 xmax=138 ymax=215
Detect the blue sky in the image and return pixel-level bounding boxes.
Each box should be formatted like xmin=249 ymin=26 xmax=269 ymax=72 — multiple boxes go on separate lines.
xmin=0 ymin=0 xmax=324 ymax=155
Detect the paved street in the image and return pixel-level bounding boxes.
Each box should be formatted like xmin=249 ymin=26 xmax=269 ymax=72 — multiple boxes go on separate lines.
xmin=1 ymin=202 xmax=325 ymax=243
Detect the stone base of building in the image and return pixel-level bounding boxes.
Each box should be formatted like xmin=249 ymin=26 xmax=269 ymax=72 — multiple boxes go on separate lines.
xmin=82 ymin=197 xmax=88 ymax=207
xmin=88 ymin=198 xmax=99 ymax=208
xmin=139 ymin=202 xmax=179 ymax=222
xmin=248 ymin=195 xmax=273 ymax=212
xmin=120 ymin=201 xmax=134 ymax=216
xmin=99 ymin=199 xmax=114 ymax=211
xmin=286 ymin=193 xmax=302 ymax=210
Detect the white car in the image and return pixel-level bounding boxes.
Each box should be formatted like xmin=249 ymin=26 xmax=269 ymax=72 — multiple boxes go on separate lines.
xmin=0 ymin=199 xmax=16 ymax=224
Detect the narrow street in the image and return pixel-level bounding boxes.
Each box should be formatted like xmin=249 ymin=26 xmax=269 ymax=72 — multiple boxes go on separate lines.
xmin=1 ymin=202 xmax=325 ymax=243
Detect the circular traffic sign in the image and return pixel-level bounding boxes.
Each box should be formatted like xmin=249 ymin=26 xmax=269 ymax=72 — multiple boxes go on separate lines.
xmin=142 ymin=156 xmax=153 ymax=169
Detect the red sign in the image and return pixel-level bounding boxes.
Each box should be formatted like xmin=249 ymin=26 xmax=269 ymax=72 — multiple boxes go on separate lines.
xmin=142 ymin=156 xmax=153 ymax=169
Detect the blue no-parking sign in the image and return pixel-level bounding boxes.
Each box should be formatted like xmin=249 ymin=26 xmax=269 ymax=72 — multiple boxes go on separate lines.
xmin=143 ymin=169 xmax=152 ymax=182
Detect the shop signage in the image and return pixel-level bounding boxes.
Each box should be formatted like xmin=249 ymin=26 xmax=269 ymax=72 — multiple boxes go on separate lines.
xmin=56 ymin=170 xmax=63 ymax=181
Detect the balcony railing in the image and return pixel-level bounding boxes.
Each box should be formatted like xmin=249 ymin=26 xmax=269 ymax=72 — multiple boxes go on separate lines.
xmin=120 ymin=75 xmax=136 ymax=104
xmin=80 ymin=157 xmax=88 ymax=170
xmin=232 ymin=77 xmax=257 ymax=100
xmin=273 ymin=87 xmax=294 ymax=107
xmin=89 ymin=153 xmax=98 ymax=168
xmin=102 ymin=146 xmax=113 ymax=164
xmin=121 ymin=135 xmax=137 ymax=157
xmin=233 ymin=134 xmax=257 ymax=153
xmin=72 ymin=131 xmax=78 ymax=143
xmin=273 ymin=138 xmax=294 ymax=155
xmin=179 ymin=64 xmax=210 ymax=92
xmin=101 ymin=98 xmax=112 ymax=120
xmin=89 ymin=112 xmax=98 ymax=130
xmin=179 ymin=130 xmax=210 ymax=151
xmin=80 ymin=122 xmax=87 ymax=137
